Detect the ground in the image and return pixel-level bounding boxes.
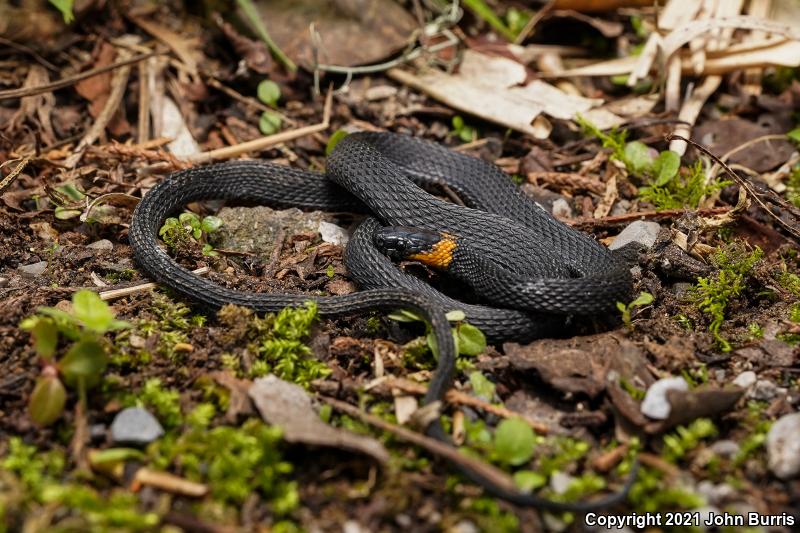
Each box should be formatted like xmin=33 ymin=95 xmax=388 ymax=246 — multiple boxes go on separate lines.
xmin=0 ymin=1 xmax=799 ymax=532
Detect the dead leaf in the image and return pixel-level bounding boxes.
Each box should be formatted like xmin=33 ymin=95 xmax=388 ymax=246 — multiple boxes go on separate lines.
xmin=216 ymin=16 xmax=273 ymax=74
xmin=693 ymin=118 xmax=795 ymax=172
xmin=247 ymin=0 xmax=417 ymax=69
xmin=73 ymin=42 xmax=130 ymax=137
xmin=210 ymin=371 xmax=255 ymax=423
xmin=645 ymin=386 xmax=745 ymax=433
xmin=249 ymin=375 xmax=389 ymax=464
xmin=130 ymin=16 xmax=199 ymax=76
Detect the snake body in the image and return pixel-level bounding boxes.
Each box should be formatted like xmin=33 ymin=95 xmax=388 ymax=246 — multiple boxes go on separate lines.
xmin=129 ymin=131 xmax=635 ymax=510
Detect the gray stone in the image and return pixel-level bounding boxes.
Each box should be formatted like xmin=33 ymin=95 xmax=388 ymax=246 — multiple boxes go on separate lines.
xmin=710 ymin=439 xmax=740 ymax=458
xmin=696 ymin=481 xmax=735 ymax=505
xmin=732 ymin=370 xmax=757 ymax=389
xmin=641 ymin=376 xmax=689 ymax=420
xmin=18 ymin=261 xmax=48 ymax=277
xmin=210 ymin=206 xmax=326 ymax=259
xmin=110 ymin=407 xmax=164 ymax=446
xmin=767 ymin=412 xmax=800 ymax=479
xmin=549 ymin=471 xmax=573 ymax=495
xmin=671 ymin=282 xmax=693 ymax=296
xmin=748 ymin=379 xmax=786 ymax=401
xmin=551 ymin=198 xmax=573 ymax=219
xmin=609 ymin=221 xmax=661 ymax=251
xmin=318 ymin=220 xmax=349 ymax=246
xmin=87 ymin=239 xmax=113 ymax=251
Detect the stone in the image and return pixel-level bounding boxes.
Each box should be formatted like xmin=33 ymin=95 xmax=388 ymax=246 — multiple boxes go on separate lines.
xmin=732 ymin=370 xmax=757 ymax=389
xmin=110 ymin=407 xmax=164 ymax=446
xmin=86 ymin=239 xmax=113 ymax=251
xmin=318 ymin=220 xmax=349 ymax=246
xmin=767 ymin=412 xmax=800 ymax=479
xmin=609 ymin=221 xmax=661 ymax=251
xmin=18 ymin=261 xmax=48 ymax=277
xmin=551 ymin=198 xmax=573 ymax=219
xmin=748 ymin=379 xmax=785 ymax=401
xmin=640 ymin=376 xmax=688 ymax=420
xmin=549 ymin=471 xmax=573 ymax=495
xmin=710 ymin=439 xmax=740 ymax=458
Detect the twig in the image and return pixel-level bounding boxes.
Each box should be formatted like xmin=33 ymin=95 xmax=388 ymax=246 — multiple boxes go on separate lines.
xmin=667 ymin=133 xmax=800 ymax=242
xmin=0 ymin=51 xmax=160 ymax=101
xmin=0 ymin=157 xmax=29 ymax=194
xmin=99 ymin=267 xmax=209 ymax=301
xmin=186 ymin=89 xmax=332 ymax=163
xmin=513 ymin=0 xmax=554 ymax=44
xmin=132 ymin=468 xmax=208 ymax=497
xmin=319 ymin=395 xmax=520 ymax=494
xmin=0 ymin=37 xmax=59 ymax=72
xmin=569 ymin=207 xmax=731 ymax=230
xmin=65 ymin=48 xmax=134 ymax=169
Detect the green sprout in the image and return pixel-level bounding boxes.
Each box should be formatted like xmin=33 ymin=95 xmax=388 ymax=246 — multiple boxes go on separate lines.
xmin=616 ymin=292 xmax=654 ymax=328
xmin=20 ymin=290 xmax=130 ymax=426
xmin=451 ymin=116 xmax=478 ymax=143
xmin=158 ymin=211 xmax=222 ymax=256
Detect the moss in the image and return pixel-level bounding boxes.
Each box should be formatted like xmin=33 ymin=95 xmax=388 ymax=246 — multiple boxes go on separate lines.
xmin=135 ymin=292 xmax=205 ymax=360
xmin=148 ymin=418 xmax=298 ymax=513
xmin=639 ymin=160 xmax=729 ymax=211
xmin=689 ymin=243 xmax=764 ymax=351
xmin=662 ymin=418 xmax=717 ymax=463
xmin=123 ymin=378 xmax=183 ymax=429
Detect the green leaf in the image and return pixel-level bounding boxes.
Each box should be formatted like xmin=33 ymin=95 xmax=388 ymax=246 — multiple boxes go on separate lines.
xmin=469 ymin=371 xmax=496 ymax=401
xmin=201 ymin=216 xmax=223 ymax=234
xmin=179 ymin=212 xmax=200 ymax=228
xmin=54 ymin=206 xmax=82 ymax=220
xmin=29 ymin=374 xmax=67 ymax=426
xmin=256 ymin=80 xmax=281 ymax=106
xmin=72 ymin=290 xmax=114 ymax=333
xmin=452 ymin=116 xmax=464 ymax=130
xmin=31 ymin=319 xmax=58 ymax=359
xmin=513 ymin=470 xmax=546 ymax=492
xmin=55 ymin=183 xmax=84 ymax=200
xmin=326 ymin=130 xmax=349 ymax=156
xmin=445 ymin=310 xmax=466 ymax=322
xmin=630 ymin=291 xmax=655 ymax=308
xmin=259 ymin=111 xmax=282 ymax=135
xmin=202 ymin=244 xmax=218 ymax=257
xmin=88 ymin=448 xmax=145 ymax=467
xmin=616 ymin=301 xmax=627 ymax=313
xmin=458 ymin=125 xmax=477 ymax=143
xmin=653 ymin=150 xmax=681 ymax=186
xmin=387 ymin=309 xmax=424 ymax=323
xmin=494 ymin=418 xmax=535 ymax=466
xmin=623 ymin=141 xmax=653 ymax=174
xmin=48 ymin=0 xmax=75 ymax=23
xmin=455 ymin=322 xmax=486 ymax=356
xmin=787 ymin=128 xmax=800 ymax=144
xmin=58 ymin=339 xmax=107 ymax=388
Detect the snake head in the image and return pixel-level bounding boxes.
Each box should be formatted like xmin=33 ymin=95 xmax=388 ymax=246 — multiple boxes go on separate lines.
xmin=374 ymin=226 xmax=456 ymax=270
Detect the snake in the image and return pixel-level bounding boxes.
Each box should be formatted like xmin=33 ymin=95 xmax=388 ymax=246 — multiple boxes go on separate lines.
xmin=129 ymin=131 xmax=636 ymax=511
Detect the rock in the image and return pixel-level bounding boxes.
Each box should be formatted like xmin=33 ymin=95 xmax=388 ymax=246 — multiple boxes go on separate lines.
xmin=318 ymin=220 xmax=349 ymax=246
xmin=640 ymin=377 xmax=688 ymax=420
xmin=732 ymin=370 xmax=757 ymax=389
xmin=110 ymin=407 xmax=164 ymax=446
xmin=86 ymin=239 xmax=113 ymax=251
xmin=18 ymin=261 xmax=48 ymax=277
xmin=451 ymin=520 xmax=479 ymax=533
xmin=671 ymin=282 xmax=693 ymax=296
xmin=551 ymin=198 xmax=573 ymax=219
xmin=609 ymin=221 xmax=661 ymax=251
xmin=696 ymin=481 xmax=735 ymax=505
xmin=767 ymin=412 xmax=800 ymax=479
xmin=0 ymin=277 xmax=8 ymax=288
xmin=748 ymin=379 xmax=786 ymax=401
xmin=210 ymin=206 xmax=325 ymax=259
xmin=710 ymin=439 xmax=740 ymax=458
xmin=549 ymin=471 xmax=573 ymax=495
xmin=89 ymin=423 xmax=107 ymax=441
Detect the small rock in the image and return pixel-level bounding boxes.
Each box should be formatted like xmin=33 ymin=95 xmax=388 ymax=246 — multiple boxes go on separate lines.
xmin=767 ymin=412 xmax=800 ymax=479
xmin=86 ymin=239 xmax=113 ymax=251
xmin=710 ymin=439 xmax=740 ymax=458
xmin=640 ymin=376 xmax=688 ymax=420
xmin=0 ymin=277 xmax=8 ymax=288
xmin=395 ymin=514 xmax=411 ymax=528
xmin=671 ymin=282 xmax=693 ymax=296
xmin=89 ymin=423 xmax=107 ymax=441
xmin=696 ymin=481 xmax=735 ymax=505
xmin=748 ymin=379 xmax=785 ymax=401
xmin=609 ymin=221 xmax=661 ymax=251
xmin=610 ymin=199 xmax=631 ymax=216
xmin=451 ymin=520 xmax=479 ymax=533
xmin=551 ymin=198 xmax=573 ymax=219
xmin=733 ymin=370 xmax=757 ymax=389
xmin=18 ymin=261 xmax=48 ymax=277
xmin=110 ymin=407 xmax=164 ymax=446
xmin=318 ymin=220 xmax=349 ymax=246
xmin=549 ymin=471 xmax=573 ymax=495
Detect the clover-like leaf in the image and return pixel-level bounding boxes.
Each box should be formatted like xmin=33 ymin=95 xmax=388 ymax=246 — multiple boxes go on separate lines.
xmin=257 ymin=80 xmax=281 ymax=107
xmin=630 ymin=291 xmax=654 ymax=308
xmin=72 ymin=290 xmax=115 ymax=333
xmin=259 ymin=111 xmax=282 ymax=135
xmin=653 ymin=150 xmax=681 ymax=186
xmin=201 ymin=216 xmax=223 ymax=234
xmin=29 ymin=374 xmax=67 ymax=426
xmin=58 ymin=338 xmax=107 ymax=388
xmin=455 ymin=322 xmax=486 ymax=356
xmin=623 ymin=141 xmax=653 ymax=175
xmin=469 ymin=371 xmax=495 ymax=401
xmin=494 ymin=418 xmax=535 ymax=466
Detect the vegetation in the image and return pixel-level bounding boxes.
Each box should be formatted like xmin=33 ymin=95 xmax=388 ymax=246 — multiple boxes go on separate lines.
xmin=159 ymin=211 xmax=222 ymax=256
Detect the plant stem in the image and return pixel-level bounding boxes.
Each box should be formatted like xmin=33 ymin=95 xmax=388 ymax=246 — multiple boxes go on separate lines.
xmin=236 ymin=0 xmax=297 ymax=73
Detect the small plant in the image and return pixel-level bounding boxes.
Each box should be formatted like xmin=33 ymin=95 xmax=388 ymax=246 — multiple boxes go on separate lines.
xmin=690 ymin=243 xmax=763 ymax=351
xmin=326 ymin=129 xmax=349 ymax=155
xmin=786 ymin=165 xmax=800 ymax=208
xmin=662 ymin=418 xmax=717 ymax=463
xmin=48 ymin=0 xmax=75 ymax=23
xmin=450 ymin=116 xmax=478 ymax=143
xmin=158 ymin=211 xmax=222 ymax=256
xmin=616 ymin=292 xmax=654 ymax=328
xmin=20 ymin=290 xmax=130 ymax=425
xmin=639 ymin=160 xmax=730 ymax=210
xmin=493 ymin=418 xmax=536 ymax=466
xmin=122 ymin=378 xmax=183 ymax=429
xmin=388 ymin=308 xmax=487 ymax=359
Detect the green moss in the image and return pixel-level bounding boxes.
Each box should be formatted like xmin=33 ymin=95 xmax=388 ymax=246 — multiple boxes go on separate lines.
xmin=662 ymin=419 xmax=717 ymax=463
xmin=135 ymin=292 xmax=205 ymax=360
xmin=689 ymin=243 xmax=764 ymax=351
xmin=123 ymin=378 xmax=183 ymax=429
xmin=464 ymin=496 xmax=519 ymax=533
xmin=639 ymin=160 xmax=729 ymax=211
xmin=148 ymin=419 xmax=297 ymax=513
